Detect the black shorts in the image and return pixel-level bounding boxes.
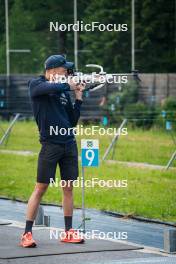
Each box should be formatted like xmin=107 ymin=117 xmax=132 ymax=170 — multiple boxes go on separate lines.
xmin=37 ymin=140 xmax=79 ymax=184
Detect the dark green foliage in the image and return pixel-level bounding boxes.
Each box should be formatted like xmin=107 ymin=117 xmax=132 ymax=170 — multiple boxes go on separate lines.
xmin=135 ymin=0 xmax=176 ymax=72
xmin=105 ymin=80 xmax=158 ymax=128
xmin=0 ymin=0 xmax=175 ymax=73
xmin=162 ymin=97 xmax=176 ymax=122
xmin=104 ymin=80 xmax=138 ymax=123
xmin=124 ymin=103 xmax=157 ymax=128
xmin=79 ymin=0 xmax=131 ymax=73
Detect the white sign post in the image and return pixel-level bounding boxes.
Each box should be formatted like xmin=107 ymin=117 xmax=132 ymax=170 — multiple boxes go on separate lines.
xmin=81 ymin=139 xmax=99 ymax=233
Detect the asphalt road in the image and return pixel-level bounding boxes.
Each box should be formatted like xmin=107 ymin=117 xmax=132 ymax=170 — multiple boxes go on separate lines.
xmin=0 ymin=198 xmax=175 ymax=249
xmin=0 ymin=199 xmax=176 ymax=264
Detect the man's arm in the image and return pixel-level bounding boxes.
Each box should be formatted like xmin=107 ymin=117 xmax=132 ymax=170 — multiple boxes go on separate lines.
xmin=66 ymin=95 xmax=83 ymax=127
xmin=66 ymin=83 xmax=85 ymax=127
xmin=29 ymin=78 xmax=70 ymax=97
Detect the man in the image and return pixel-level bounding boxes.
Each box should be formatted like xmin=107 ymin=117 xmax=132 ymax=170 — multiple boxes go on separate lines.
xmin=20 ymin=55 xmax=85 ymax=247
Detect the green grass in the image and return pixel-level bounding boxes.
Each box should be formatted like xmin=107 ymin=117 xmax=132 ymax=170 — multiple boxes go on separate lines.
xmin=0 ymin=120 xmax=175 ymax=166
xmin=0 ymin=121 xmax=176 ymax=222
xmin=0 ymin=153 xmax=175 ymax=222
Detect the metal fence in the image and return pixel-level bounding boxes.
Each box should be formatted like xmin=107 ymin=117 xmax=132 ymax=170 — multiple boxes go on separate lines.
xmin=0 ymin=74 xmax=175 ymax=120
xmin=0 ymin=74 xmax=107 ymax=120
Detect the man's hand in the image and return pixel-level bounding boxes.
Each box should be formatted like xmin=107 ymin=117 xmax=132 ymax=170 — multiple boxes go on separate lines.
xmin=68 ymin=77 xmax=78 ymax=90
xmin=74 ymin=83 xmax=86 ymax=100
xmin=76 ymin=83 xmax=86 ymax=92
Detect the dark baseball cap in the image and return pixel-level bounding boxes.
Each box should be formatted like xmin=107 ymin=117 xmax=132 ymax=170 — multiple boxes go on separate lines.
xmin=44 ymin=55 xmax=74 ymax=70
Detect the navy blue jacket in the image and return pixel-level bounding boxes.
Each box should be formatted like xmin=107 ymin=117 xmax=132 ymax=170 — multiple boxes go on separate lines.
xmin=29 ymin=75 xmax=82 ymax=144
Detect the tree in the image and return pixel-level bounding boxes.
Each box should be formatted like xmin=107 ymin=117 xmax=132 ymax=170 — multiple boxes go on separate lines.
xmin=0 ymin=0 xmax=175 ymax=74
xmin=135 ymin=0 xmax=176 ymax=72
xmin=80 ymin=0 xmax=131 ymax=73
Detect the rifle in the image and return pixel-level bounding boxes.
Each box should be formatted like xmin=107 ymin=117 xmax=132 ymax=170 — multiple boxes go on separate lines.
xmin=67 ymin=64 xmax=140 ymax=93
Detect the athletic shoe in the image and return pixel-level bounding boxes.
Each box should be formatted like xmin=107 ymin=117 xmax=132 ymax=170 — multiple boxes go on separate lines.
xmin=60 ymin=228 xmax=85 ymax=243
xmin=20 ymin=232 xmax=37 ymax=248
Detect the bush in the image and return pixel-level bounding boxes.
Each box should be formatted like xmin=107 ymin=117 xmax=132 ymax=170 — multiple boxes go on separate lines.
xmin=124 ymin=103 xmax=157 ymax=128
xmin=104 ymin=80 xmax=158 ymax=128
xmin=161 ymin=97 xmax=176 ymax=122
xmin=154 ymin=97 xmax=176 ymax=130
xmin=104 ymin=80 xmax=139 ymax=124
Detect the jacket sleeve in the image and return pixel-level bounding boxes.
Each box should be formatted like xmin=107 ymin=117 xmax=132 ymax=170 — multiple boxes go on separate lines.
xmin=66 ymin=95 xmax=82 ymax=127
xmin=29 ymin=78 xmax=70 ymax=97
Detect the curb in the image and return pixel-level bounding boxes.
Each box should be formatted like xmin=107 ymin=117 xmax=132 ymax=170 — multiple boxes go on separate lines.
xmin=0 ymin=196 xmax=175 ymax=228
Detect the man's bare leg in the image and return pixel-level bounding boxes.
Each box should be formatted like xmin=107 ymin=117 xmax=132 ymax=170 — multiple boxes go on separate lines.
xmin=24 ymin=183 xmax=48 ymax=233
xmin=61 ymin=181 xmax=84 ymax=243
xmin=62 ymin=182 xmax=73 ymax=231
